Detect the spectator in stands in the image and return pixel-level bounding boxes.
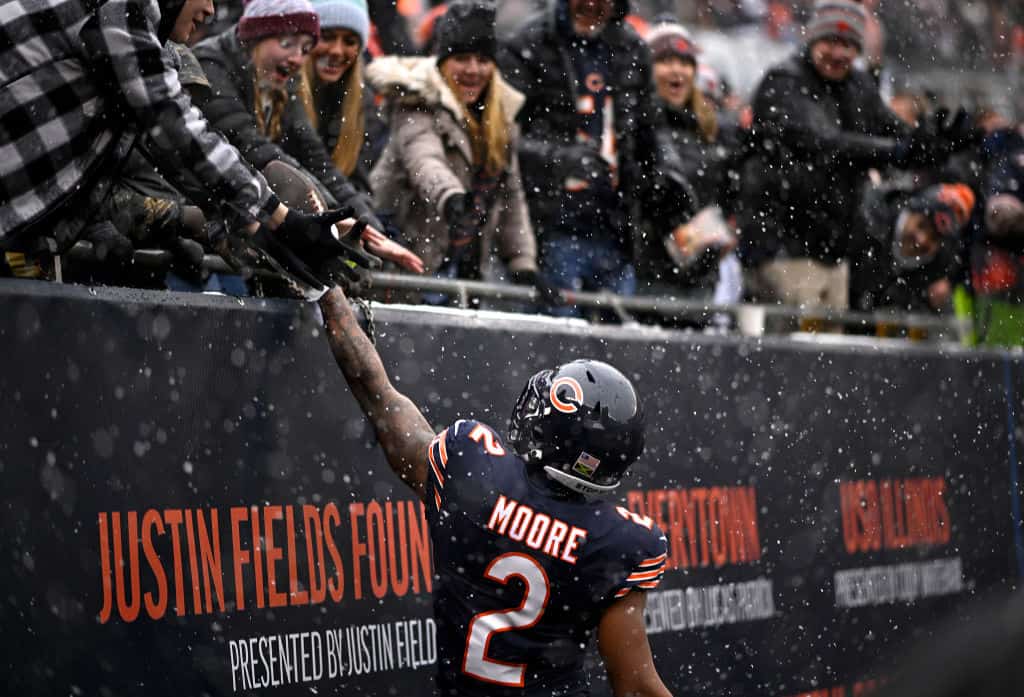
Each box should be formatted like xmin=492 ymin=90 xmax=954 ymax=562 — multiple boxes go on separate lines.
xmin=367 ymin=1 xmax=543 ymax=296
xmin=862 ymin=183 xmax=976 ymax=312
xmin=499 ymin=0 xmax=692 ymax=312
xmin=0 ymin=0 xmax=343 ymax=283
xmin=890 ymin=89 xmax=928 ymax=127
xmin=972 ymin=124 xmax=1024 ymax=301
xmin=303 ymin=0 xmax=387 ymax=193
xmin=738 ymin=0 xmax=971 ymax=312
xmin=636 ymin=21 xmax=742 ymax=304
xmin=193 ymin=0 xmax=384 ymax=230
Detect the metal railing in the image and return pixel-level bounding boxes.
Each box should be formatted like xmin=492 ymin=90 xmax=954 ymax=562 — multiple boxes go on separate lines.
xmin=58 ymin=242 xmax=964 ymax=344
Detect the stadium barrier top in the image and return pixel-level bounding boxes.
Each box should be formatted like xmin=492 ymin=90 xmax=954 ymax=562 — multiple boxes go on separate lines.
xmin=62 ymin=242 xmax=965 ymax=345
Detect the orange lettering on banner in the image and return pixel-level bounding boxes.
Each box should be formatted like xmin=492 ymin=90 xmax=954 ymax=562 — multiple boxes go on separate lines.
xmin=386 ymin=501 xmax=411 ymax=597
xmin=183 ymin=509 xmax=202 ymax=614
xmin=142 ymin=510 xmax=168 ymax=619
xmin=408 ymin=500 xmax=433 ymax=594
xmin=839 ymin=477 xmax=951 ymax=554
xmin=249 ymin=506 xmax=265 ymax=609
xmin=349 ymin=502 xmax=368 ymax=599
xmin=97 ymin=513 xmax=113 ymax=623
xmin=96 ymin=500 xmax=434 ymax=624
xmin=112 ymin=512 xmax=141 ymax=622
xmin=628 ymin=486 xmax=761 ymax=570
xmin=302 ymin=505 xmax=326 ymax=604
xmin=323 ymin=503 xmax=345 ymax=602
xmin=785 ymin=677 xmax=884 ymax=697
xmin=366 ymin=501 xmax=388 ymax=599
xmin=285 ymin=506 xmax=308 ymax=606
xmin=195 ymin=509 xmax=224 ymax=614
xmin=164 ymin=509 xmax=187 ymax=616
xmin=263 ymin=506 xmax=287 ymax=608
xmin=229 ymin=507 xmax=250 ymax=611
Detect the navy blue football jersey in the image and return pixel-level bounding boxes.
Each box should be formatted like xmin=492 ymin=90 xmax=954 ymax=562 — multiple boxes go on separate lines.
xmin=425 ymin=419 xmax=667 ymax=696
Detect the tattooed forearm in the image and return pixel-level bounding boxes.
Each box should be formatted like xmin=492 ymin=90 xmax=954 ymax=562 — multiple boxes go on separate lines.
xmin=320 ymin=288 xmax=433 ymax=498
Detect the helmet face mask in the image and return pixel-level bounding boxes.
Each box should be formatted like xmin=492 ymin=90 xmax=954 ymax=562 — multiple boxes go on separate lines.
xmin=508 ymin=360 xmax=645 ymax=496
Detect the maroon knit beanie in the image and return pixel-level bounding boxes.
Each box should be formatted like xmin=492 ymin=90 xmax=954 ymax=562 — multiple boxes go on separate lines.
xmin=238 ymin=0 xmax=320 ymax=43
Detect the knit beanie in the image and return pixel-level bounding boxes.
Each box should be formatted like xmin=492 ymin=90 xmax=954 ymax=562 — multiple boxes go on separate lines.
xmin=804 ymin=0 xmax=866 ymax=49
xmin=310 ymin=0 xmax=369 ymax=47
xmin=905 ymin=184 xmax=977 ymax=237
xmin=434 ymin=0 xmax=496 ymax=63
xmin=986 ymin=194 xmax=1024 ymax=239
xmin=646 ymin=22 xmax=699 ymax=64
xmin=238 ymin=0 xmax=320 ymax=43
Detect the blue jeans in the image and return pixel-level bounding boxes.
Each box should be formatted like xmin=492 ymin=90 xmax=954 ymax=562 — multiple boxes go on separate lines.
xmin=541 ymin=236 xmax=636 ymax=317
xmin=165 ymin=272 xmax=248 ymax=296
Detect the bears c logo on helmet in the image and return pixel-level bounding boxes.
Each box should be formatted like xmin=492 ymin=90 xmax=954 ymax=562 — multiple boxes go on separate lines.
xmin=549 ymin=377 xmax=584 ymax=414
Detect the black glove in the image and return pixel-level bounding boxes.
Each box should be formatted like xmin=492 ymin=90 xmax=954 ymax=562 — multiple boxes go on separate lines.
xmin=443 ymin=193 xmax=468 ymax=225
xmin=84 ymin=221 xmax=135 ymax=266
xmin=554 ymin=143 xmax=611 ymax=184
xmin=935 ymin=107 xmax=983 ymax=152
xmin=167 ymin=237 xmax=208 ymax=284
xmin=260 ymin=208 xmax=382 ymax=291
xmin=896 ymin=118 xmax=943 ymax=167
xmin=511 ymin=269 xmax=563 ymax=306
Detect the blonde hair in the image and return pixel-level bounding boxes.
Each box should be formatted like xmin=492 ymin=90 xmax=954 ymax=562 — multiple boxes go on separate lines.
xmin=302 ymin=56 xmax=365 ymax=176
xmin=691 ymin=88 xmax=719 ymax=144
xmin=253 ymin=74 xmax=289 ymax=142
xmin=442 ymin=69 xmax=509 ymax=176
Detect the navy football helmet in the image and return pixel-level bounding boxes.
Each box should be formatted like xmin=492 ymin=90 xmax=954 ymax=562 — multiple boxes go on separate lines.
xmin=508 ymin=360 xmax=645 ymax=495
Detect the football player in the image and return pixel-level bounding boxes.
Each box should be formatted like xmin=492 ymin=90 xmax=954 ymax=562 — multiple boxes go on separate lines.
xmin=320 ymin=286 xmax=672 ymax=697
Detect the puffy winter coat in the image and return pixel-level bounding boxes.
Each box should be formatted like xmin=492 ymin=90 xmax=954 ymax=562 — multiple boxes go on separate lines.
xmin=498 ymin=0 xmax=678 ymax=245
xmin=738 ymin=51 xmax=910 ymax=266
xmin=193 ymin=29 xmax=374 ymax=218
xmin=367 ymin=56 xmax=537 ymax=278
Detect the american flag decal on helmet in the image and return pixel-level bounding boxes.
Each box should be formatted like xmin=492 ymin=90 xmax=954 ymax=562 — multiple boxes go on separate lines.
xmin=571 ymin=451 xmax=601 ymax=478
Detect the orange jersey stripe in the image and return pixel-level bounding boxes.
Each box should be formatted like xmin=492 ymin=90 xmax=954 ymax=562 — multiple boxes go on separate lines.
xmin=437 ymin=429 xmax=449 ymax=466
xmin=433 ymin=488 xmax=442 ymax=511
xmin=614 ymin=588 xmax=631 ymax=598
xmin=638 ymin=553 xmax=668 ymax=567
xmin=428 ymin=446 xmax=445 ymax=487
xmin=626 ymin=568 xmax=664 ymax=582
xmin=637 ymin=580 xmax=662 ymax=589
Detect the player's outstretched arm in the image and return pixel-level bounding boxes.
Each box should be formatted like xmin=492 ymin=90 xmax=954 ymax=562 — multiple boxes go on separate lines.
xmin=319 ymin=287 xmax=433 ymax=500
xmin=598 ymin=592 xmax=673 ymax=697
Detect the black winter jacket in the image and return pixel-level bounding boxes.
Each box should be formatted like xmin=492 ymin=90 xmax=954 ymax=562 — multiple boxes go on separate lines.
xmin=738 ymin=51 xmax=910 ymax=266
xmin=498 ymin=0 xmax=682 ymax=248
xmin=658 ymin=103 xmax=743 ymax=215
xmin=860 ymin=186 xmax=958 ymax=311
xmin=310 ymin=77 xmax=388 ymax=194
xmin=193 ymin=29 xmax=373 ymax=218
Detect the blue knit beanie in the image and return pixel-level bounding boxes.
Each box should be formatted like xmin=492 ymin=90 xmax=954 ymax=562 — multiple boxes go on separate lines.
xmin=310 ymin=0 xmax=370 ymax=47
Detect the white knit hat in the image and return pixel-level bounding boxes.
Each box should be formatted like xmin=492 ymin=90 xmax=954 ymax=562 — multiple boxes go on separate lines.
xmin=310 ymin=0 xmax=370 ymax=47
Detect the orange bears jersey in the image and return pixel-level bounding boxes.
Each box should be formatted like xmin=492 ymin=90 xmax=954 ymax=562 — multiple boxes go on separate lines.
xmin=425 ymin=419 xmax=667 ymax=696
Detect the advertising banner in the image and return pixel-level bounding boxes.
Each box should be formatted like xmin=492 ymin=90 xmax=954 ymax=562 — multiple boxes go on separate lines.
xmin=0 ymin=281 xmax=1020 ymax=696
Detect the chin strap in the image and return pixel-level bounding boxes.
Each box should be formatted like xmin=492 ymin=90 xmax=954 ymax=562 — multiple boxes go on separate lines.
xmin=543 ymin=465 xmax=620 ymax=496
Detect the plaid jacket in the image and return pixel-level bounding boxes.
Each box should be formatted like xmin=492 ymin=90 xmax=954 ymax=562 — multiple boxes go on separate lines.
xmin=0 ymin=0 xmax=279 ymax=244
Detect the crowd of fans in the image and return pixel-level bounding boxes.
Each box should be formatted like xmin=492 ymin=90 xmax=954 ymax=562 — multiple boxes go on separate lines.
xmin=2 ymin=0 xmax=1024 ymax=329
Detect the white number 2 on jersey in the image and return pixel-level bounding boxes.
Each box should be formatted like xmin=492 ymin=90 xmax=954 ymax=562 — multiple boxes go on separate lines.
xmin=462 ymin=553 xmax=550 ymax=687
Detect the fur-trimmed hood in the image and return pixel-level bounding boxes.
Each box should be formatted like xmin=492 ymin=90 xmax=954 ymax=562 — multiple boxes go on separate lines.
xmin=365 ymin=55 xmax=524 ymax=127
